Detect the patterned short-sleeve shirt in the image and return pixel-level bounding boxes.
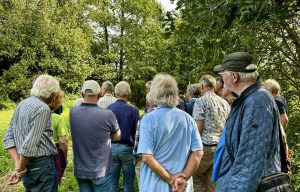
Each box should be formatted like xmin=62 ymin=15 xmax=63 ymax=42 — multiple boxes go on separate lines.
xmin=193 ymin=91 xmax=230 ymax=145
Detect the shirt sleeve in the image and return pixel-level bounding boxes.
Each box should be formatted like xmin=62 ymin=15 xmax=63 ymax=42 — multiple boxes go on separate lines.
xmin=137 ymin=115 xmax=154 ymax=155
xmin=275 ymin=99 xmax=286 ymax=114
xmin=192 ymin=99 xmax=205 ymax=120
xmin=190 ymin=120 xmax=203 ymax=151
xmin=227 ymin=103 xmax=277 ymax=192
xmin=108 ymin=111 xmax=119 ymax=134
xmin=19 ymin=108 xmax=51 ymax=157
xmin=56 ymin=115 xmax=67 ymax=137
xmin=3 ymin=111 xmax=17 ymax=149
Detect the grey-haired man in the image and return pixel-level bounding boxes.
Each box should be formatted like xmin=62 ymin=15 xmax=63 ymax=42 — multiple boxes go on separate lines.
xmin=213 ymin=52 xmax=281 ymax=192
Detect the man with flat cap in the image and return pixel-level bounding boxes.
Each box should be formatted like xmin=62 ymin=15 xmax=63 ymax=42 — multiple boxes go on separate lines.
xmin=212 ymin=52 xmax=282 ymax=192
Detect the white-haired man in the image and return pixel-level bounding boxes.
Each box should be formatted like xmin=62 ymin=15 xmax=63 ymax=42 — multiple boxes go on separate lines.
xmin=213 ymin=52 xmax=282 ymax=192
xmin=107 ymin=81 xmax=139 ymax=192
xmin=70 ymin=80 xmax=121 ymax=191
xmin=3 ymin=75 xmax=63 ymax=191
xmin=264 ymin=79 xmax=289 ymax=129
xmin=192 ymin=75 xmax=230 ymax=192
xmin=97 ymin=80 xmax=117 ymax=108
xmin=138 ymin=74 xmax=203 ymax=192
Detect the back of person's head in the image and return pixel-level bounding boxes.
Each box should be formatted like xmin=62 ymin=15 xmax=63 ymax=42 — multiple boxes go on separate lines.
xmin=150 ymin=74 xmax=178 ymax=107
xmin=187 ymin=83 xmax=201 ymax=98
xmin=31 ymin=75 xmax=61 ymax=99
xmin=115 ymin=81 xmax=131 ymax=98
xmin=264 ymin=79 xmax=281 ymax=95
xmin=81 ymin=80 xmax=101 ymax=96
xmin=31 ymin=75 xmax=63 ymax=110
xmin=200 ymin=75 xmax=216 ymax=88
xmin=101 ymin=81 xmax=114 ymax=94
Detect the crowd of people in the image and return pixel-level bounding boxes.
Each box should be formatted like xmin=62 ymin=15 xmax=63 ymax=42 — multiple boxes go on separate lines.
xmin=3 ymin=52 xmax=293 ymax=192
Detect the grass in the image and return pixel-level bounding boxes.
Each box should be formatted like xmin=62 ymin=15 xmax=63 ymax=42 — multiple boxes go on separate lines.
xmin=0 ymin=98 xmax=139 ymax=192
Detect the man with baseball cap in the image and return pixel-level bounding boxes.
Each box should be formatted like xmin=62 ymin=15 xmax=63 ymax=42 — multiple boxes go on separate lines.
xmin=70 ymin=80 xmax=121 ymax=191
xmin=212 ymin=52 xmax=282 ymax=191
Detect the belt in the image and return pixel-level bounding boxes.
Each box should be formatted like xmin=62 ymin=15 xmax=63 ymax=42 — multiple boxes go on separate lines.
xmin=203 ymin=144 xmax=218 ymax=146
xmin=28 ymin=155 xmax=52 ymax=162
xmin=112 ymin=141 xmax=133 ymax=146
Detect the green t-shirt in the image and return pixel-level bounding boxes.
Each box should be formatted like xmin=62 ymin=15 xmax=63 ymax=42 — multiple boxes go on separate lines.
xmin=51 ymin=113 xmax=67 ymax=143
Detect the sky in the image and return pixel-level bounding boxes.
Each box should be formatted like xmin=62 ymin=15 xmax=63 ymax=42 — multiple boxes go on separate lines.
xmin=157 ymin=0 xmax=176 ymax=11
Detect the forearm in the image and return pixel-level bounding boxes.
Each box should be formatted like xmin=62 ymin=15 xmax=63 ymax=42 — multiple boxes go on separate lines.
xmin=182 ymin=150 xmax=203 ymax=180
xmin=280 ymin=113 xmax=289 ymax=129
xmin=58 ymin=137 xmax=68 ymax=159
xmin=196 ymin=120 xmax=204 ymax=135
xmin=142 ymin=154 xmax=171 ymax=183
xmin=17 ymin=155 xmax=29 ymax=172
xmin=7 ymin=147 xmax=20 ymax=168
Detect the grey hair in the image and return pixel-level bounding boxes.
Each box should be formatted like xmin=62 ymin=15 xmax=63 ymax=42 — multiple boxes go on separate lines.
xmin=237 ymin=71 xmax=259 ymax=82
xmin=199 ymin=75 xmax=216 ymax=88
xmin=102 ymin=81 xmax=114 ymax=93
xmin=187 ymin=83 xmax=201 ymax=98
xmin=150 ymin=74 xmax=178 ymax=107
xmin=264 ymin=79 xmax=281 ymax=94
xmin=31 ymin=75 xmax=60 ymax=99
xmin=146 ymin=92 xmax=155 ymax=107
xmin=115 ymin=81 xmax=131 ymax=97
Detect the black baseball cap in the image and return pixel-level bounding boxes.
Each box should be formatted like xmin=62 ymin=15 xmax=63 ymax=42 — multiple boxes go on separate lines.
xmin=214 ymin=52 xmax=257 ymax=73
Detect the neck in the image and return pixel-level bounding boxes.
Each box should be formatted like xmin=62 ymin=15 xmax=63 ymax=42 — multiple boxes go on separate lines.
xmin=83 ymin=96 xmax=99 ymax=104
xmin=233 ymin=79 xmax=257 ymax=96
xmin=117 ymin=97 xmax=128 ymax=101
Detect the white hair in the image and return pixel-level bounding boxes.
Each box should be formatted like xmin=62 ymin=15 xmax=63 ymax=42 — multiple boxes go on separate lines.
xmin=237 ymin=71 xmax=259 ymax=82
xmin=115 ymin=81 xmax=131 ymax=97
xmin=150 ymin=74 xmax=178 ymax=107
xmin=199 ymin=75 xmax=216 ymax=88
xmin=264 ymin=79 xmax=281 ymax=94
xmin=31 ymin=75 xmax=60 ymax=99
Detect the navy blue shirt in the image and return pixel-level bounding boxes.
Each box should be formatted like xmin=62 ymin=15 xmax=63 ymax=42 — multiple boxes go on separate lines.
xmin=107 ymin=99 xmax=139 ymax=146
xmin=70 ymin=103 xmax=119 ymax=179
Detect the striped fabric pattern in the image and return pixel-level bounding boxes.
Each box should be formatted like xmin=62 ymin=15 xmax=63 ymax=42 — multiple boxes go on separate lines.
xmin=3 ymin=96 xmax=57 ymax=157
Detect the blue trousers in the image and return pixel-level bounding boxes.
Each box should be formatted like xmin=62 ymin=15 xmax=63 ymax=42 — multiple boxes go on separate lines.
xmin=111 ymin=144 xmax=135 ymax=192
xmin=76 ymin=172 xmax=112 ymax=192
xmin=22 ymin=156 xmax=58 ymax=192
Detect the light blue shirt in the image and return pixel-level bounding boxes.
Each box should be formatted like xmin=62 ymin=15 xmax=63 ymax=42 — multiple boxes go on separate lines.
xmin=137 ymin=106 xmax=203 ymax=192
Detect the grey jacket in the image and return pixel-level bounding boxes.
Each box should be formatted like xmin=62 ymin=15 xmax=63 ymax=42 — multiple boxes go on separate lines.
xmin=216 ymin=79 xmax=281 ymax=192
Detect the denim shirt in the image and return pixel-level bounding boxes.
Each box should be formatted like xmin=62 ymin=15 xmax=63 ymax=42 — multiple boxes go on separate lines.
xmin=216 ymin=79 xmax=281 ymax=192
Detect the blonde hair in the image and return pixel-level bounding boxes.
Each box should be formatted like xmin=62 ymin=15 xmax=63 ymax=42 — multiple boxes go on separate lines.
xmin=31 ymin=75 xmax=61 ymax=99
xmin=150 ymin=74 xmax=178 ymax=107
xmin=264 ymin=79 xmax=281 ymax=94
xmin=115 ymin=81 xmax=131 ymax=97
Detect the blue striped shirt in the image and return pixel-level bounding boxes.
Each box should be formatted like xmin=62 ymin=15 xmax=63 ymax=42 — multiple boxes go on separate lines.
xmin=3 ymin=96 xmax=57 ymax=157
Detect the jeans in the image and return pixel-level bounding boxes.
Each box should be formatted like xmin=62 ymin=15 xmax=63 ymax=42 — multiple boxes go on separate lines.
xmin=111 ymin=143 xmax=135 ymax=192
xmin=22 ymin=156 xmax=58 ymax=192
xmin=76 ymin=172 xmax=112 ymax=192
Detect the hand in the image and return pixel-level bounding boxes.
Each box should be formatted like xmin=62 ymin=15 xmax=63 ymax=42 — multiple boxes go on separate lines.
xmin=168 ymin=173 xmax=186 ymax=186
xmin=172 ymin=176 xmax=188 ymax=192
xmin=7 ymin=171 xmax=21 ymax=185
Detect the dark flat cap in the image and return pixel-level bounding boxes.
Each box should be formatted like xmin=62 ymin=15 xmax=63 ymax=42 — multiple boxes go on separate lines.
xmin=214 ymin=52 xmax=257 ymax=73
